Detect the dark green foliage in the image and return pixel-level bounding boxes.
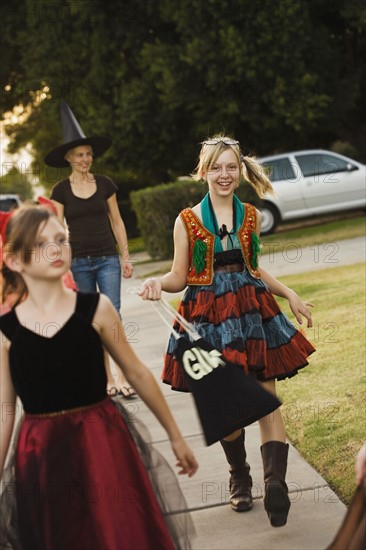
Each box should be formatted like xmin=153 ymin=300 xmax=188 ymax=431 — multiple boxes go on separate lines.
xmin=130 ymin=180 xmax=204 ymax=259
xmin=0 ymin=167 xmax=33 ymax=200
xmin=1 ymin=0 xmax=365 ymax=233
xmin=131 ymin=179 xmax=259 ymax=259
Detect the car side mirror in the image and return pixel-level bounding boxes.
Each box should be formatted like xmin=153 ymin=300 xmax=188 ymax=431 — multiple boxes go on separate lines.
xmin=347 ymin=163 xmax=357 ymax=171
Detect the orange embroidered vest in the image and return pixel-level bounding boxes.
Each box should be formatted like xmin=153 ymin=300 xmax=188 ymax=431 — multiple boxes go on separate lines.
xmin=180 ymin=203 xmax=261 ymax=285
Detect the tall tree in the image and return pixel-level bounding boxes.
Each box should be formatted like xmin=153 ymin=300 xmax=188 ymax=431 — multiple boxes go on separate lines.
xmin=1 ymin=0 xmax=365 ymax=204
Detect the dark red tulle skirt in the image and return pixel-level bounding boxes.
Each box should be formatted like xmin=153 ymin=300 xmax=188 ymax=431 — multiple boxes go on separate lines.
xmin=1 ymin=398 xmax=192 ymax=550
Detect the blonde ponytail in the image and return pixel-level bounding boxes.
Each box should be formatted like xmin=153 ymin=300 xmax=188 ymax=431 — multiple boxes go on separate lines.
xmin=242 ymin=155 xmax=274 ymax=198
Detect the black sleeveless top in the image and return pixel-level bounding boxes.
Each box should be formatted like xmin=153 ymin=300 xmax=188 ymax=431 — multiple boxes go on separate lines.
xmin=0 ymin=293 xmax=107 ymax=414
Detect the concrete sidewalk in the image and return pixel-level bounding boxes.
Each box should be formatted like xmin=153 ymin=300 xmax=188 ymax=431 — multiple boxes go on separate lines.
xmin=129 ymin=235 xmax=365 ymax=279
xmin=118 ymin=237 xmax=365 ymax=550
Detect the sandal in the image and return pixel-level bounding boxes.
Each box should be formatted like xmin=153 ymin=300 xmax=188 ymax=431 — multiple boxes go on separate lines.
xmin=106 ymin=386 xmax=118 ymax=397
xmin=119 ymin=385 xmax=137 ymax=399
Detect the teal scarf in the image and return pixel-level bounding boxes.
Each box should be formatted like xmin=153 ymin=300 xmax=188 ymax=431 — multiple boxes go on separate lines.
xmin=201 ymin=193 xmax=244 ymax=253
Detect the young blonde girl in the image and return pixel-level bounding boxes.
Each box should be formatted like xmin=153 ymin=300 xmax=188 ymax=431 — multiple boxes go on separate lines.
xmin=0 ymin=206 xmax=197 ymax=549
xmin=140 ymin=135 xmax=315 ymax=528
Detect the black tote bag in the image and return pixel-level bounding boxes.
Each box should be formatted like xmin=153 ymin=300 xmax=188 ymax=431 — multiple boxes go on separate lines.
xmin=174 ymin=335 xmax=281 ymax=445
xmin=152 ymin=298 xmax=282 ymax=446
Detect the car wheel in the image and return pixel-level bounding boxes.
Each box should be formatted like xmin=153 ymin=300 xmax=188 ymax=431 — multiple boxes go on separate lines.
xmin=259 ymin=203 xmax=280 ymax=235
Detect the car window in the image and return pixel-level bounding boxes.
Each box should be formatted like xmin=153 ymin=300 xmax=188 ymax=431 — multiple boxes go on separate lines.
xmin=261 ymin=157 xmax=296 ymax=182
xmin=0 ymin=198 xmax=19 ymax=211
xmin=295 ymin=153 xmax=353 ymax=177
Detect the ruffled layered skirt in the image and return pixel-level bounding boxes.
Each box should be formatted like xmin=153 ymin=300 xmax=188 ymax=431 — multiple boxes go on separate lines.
xmin=163 ymin=270 xmax=315 ymax=391
xmin=0 ymin=398 xmax=193 ymax=550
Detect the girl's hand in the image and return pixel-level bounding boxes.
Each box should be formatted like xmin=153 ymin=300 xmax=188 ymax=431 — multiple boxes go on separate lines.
xmin=170 ymin=437 xmax=198 ymax=477
xmin=355 ymin=443 xmax=366 ymax=487
xmin=288 ymin=293 xmax=314 ymax=328
xmin=139 ymin=278 xmax=162 ymax=301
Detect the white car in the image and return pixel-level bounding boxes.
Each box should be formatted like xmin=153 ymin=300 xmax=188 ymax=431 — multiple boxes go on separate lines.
xmin=257 ymin=149 xmax=366 ymax=234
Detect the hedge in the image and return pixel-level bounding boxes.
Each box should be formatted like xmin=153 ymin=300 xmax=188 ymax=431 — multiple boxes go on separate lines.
xmin=130 ymin=179 xmax=260 ymax=260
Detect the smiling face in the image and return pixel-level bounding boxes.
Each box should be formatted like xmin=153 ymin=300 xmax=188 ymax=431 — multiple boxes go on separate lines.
xmin=205 ymin=149 xmax=240 ymax=198
xmin=65 ymin=144 xmax=93 ymax=175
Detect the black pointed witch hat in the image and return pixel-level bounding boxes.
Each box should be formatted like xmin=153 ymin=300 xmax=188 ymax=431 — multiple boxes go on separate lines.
xmin=44 ymin=100 xmax=112 ymax=167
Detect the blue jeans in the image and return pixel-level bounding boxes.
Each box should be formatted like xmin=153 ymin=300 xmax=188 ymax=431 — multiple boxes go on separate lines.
xmin=71 ymin=255 xmax=121 ymax=313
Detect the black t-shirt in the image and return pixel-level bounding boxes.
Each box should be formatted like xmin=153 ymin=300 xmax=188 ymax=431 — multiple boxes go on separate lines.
xmin=50 ymin=174 xmax=118 ymax=258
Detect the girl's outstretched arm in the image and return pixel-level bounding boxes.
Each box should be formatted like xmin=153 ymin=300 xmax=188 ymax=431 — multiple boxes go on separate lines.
xmin=140 ymin=216 xmax=189 ymax=300
xmin=355 ymin=443 xmax=366 ymax=487
xmin=255 ymin=208 xmax=314 ymax=328
xmin=259 ymin=266 xmax=314 ymax=327
xmin=93 ymin=295 xmax=198 ymax=477
xmin=0 ymin=332 xmax=16 ymax=476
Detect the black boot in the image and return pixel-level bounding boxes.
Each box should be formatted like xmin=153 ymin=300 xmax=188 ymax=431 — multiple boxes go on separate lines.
xmin=260 ymin=441 xmax=291 ymax=527
xmin=220 ymin=429 xmax=253 ymax=512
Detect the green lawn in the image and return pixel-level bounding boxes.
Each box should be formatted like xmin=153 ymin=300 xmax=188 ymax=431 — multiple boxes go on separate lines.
xmin=275 ymin=262 xmax=366 ymax=504
xmin=261 ymin=215 xmax=365 ymax=255
xmin=139 ymin=212 xmax=365 ymax=504
xmin=167 ymin=262 xmax=365 ymax=503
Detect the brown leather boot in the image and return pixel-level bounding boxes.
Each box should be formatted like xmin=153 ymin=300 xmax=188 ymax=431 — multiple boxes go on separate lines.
xmin=260 ymin=441 xmax=291 ymax=527
xmin=220 ymin=429 xmax=253 ymax=512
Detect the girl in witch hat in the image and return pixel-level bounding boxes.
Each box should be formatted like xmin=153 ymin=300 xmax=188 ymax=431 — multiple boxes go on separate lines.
xmin=46 ymin=100 xmax=136 ymax=398
xmin=139 ymin=135 xmax=316 ymax=528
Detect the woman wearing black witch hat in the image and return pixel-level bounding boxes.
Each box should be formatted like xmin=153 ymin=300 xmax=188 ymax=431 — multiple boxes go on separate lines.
xmin=46 ymin=100 xmax=136 ymax=398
